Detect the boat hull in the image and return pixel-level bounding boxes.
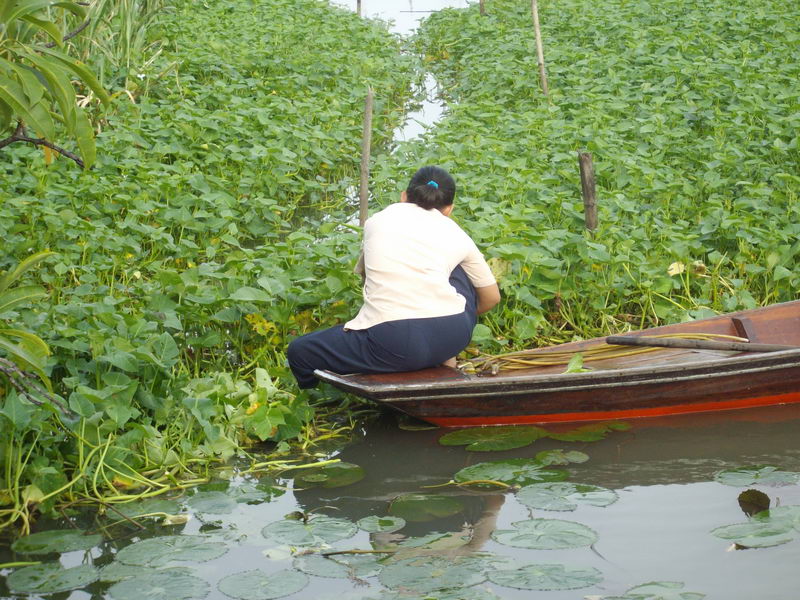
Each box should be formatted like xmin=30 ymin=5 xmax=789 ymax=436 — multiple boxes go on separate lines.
xmin=315 ymin=300 xmax=800 ymax=426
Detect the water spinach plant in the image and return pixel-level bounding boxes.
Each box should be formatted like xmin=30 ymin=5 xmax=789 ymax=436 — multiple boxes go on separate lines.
xmin=1 ymin=0 xmax=416 ymax=531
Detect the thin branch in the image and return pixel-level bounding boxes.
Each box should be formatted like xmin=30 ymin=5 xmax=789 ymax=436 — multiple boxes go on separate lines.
xmin=0 ymin=122 xmax=84 ymax=168
xmin=0 ymin=356 xmax=77 ymax=418
xmin=43 ymin=18 xmax=91 ymax=48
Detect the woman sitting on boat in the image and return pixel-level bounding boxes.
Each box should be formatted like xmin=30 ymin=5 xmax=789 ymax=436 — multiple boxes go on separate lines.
xmin=287 ymin=165 xmax=501 ymax=389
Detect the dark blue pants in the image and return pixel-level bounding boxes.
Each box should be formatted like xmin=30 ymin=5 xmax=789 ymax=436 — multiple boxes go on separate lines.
xmin=287 ymin=266 xmax=478 ymax=389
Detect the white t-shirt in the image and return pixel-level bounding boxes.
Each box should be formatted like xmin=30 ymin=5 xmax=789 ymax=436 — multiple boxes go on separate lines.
xmin=344 ymin=202 xmax=496 ymax=330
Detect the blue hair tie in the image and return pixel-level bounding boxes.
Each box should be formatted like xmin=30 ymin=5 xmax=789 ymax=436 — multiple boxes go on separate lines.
xmin=426 ymin=180 xmax=439 ymax=189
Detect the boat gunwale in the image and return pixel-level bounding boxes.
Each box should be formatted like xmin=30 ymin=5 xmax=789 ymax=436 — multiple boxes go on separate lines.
xmin=314 ymin=347 xmax=800 ymax=398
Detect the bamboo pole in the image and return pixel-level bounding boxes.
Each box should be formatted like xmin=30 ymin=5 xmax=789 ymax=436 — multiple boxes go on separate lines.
xmin=480 ymin=0 xmax=486 ymax=16
xmin=359 ymin=88 xmax=374 ymax=227
xmin=578 ymin=151 xmax=597 ymax=231
xmin=530 ymin=0 xmax=549 ymax=96
xmin=357 ymin=0 xmax=361 ymax=17
xmin=606 ymin=336 xmax=798 ymax=353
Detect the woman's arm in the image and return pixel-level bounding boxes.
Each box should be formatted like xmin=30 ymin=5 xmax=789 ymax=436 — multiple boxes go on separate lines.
xmin=475 ymin=283 xmax=501 ymax=315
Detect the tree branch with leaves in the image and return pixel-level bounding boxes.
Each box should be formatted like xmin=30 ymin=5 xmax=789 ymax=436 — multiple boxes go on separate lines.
xmin=0 ymin=0 xmax=111 ymax=168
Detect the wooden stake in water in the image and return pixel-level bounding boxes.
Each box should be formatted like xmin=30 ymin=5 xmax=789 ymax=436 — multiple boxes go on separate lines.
xmin=359 ymin=88 xmax=374 ymax=227
xmin=578 ymin=151 xmax=598 ymax=231
xmin=531 ymin=0 xmax=549 ymax=96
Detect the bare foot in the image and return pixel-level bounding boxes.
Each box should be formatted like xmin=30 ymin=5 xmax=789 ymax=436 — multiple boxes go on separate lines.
xmin=442 ymin=357 xmax=457 ymax=368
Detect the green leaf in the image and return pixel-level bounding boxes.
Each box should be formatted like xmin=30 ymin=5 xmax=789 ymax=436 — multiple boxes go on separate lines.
xmin=488 ymin=563 xmax=603 ymax=590
xmin=491 ymin=518 xmax=599 ymax=549
xmin=0 ymin=74 xmax=55 ymax=138
xmin=108 ymin=571 xmax=210 ymax=600
xmin=388 ymin=493 xmax=464 ymax=522
xmin=714 ymin=465 xmax=800 ymax=487
xmin=439 ymin=425 xmax=547 ymax=451
xmin=0 ymin=285 xmax=47 ymax=313
xmin=517 ymin=482 xmax=618 ymax=511
xmin=710 ymin=520 xmax=795 ymax=548
xmin=378 ymin=555 xmax=487 ymax=594
xmin=11 ymin=529 xmax=102 ymax=555
xmin=230 ymin=286 xmax=271 ymax=302
xmin=0 ymin=251 xmax=55 ymax=294
xmin=115 ymin=535 xmax=228 ymax=567
xmin=534 ymin=449 xmax=590 ymax=466
xmin=6 ymin=563 xmax=98 ymax=595
xmin=293 ymin=461 xmax=365 ymax=489
xmin=454 ymin=458 xmax=568 ymax=487
xmin=187 ymin=491 xmax=238 ymax=514
xmin=218 ymin=569 xmax=308 ymax=600
xmin=294 ymin=554 xmax=383 ymax=579
xmin=357 ymin=515 xmax=406 ymax=533
xmin=261 ymin=515 xmax=357 ymax=546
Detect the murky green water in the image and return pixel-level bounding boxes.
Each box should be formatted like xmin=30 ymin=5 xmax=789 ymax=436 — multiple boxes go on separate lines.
xmin=2 ymin=404 xmax=799 ymax=599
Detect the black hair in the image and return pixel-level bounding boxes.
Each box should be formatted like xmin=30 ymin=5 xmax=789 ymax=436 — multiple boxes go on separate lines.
xmin=405 ymin=165 xmax=456 ymax=211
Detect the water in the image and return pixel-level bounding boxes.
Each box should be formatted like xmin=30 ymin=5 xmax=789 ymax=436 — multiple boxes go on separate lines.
xmin=2 ymin=404 xmax=799 ymax=599
xmin=333 ymin=0 xmax=471 ymax=140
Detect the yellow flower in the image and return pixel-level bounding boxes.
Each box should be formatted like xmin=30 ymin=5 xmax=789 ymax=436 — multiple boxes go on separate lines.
xmin=246 ymin=402 xmax=261 ymax=415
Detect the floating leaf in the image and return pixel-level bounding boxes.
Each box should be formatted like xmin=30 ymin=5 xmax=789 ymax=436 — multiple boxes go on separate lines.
xmin=115 ymin=535 xmax=228 ymax=567
xmin=439 ymin=425 xmax=547 ymax=451
xmin=534 ymin=449 xmax=590 ymax=466
xmin=488 ymin=563 xmax=603 ymax=590
xmin=713 ymin=465 xmax=800 ymax=487
xmin=491 ymin=518 xmax=598 ymax=549
xmin=6 ymin=563 xmax=98 ymax=594
xmin=614 ymin=580 xmax=706 ymax=599
xmin=546 ymin=422 xmax=630 ymax=442
xmin=261 ymin=515 xmax=357 ymax=546
xmin=99 ymin=563 xmax=193 ymax=583
xmin=357 ymin=515 xmax=406 ymax=533
xmin=113 ymin=498 xmax=181 ymax=520
xmin=187 ymin=491 xmax=238 ymax=514
xmin=517 ymin=482 xmax=618 ymax=511
xmin=388 ymin=493 xmax=464 ymax=522
xmin=454 ymin=459 xmax=568 ymax=488
xmin=710 ymin=520 xmax=795 ymax=548
xmin=752 ymin=505 xmax=800 ymax=530
xmin=294 ymin=462 xmax=365 ymax=489
xmin=294 ymin=553 xmax=383 ymax=579
xmin=378 ymin=555 xmax=487 ymax=594
xmin=11 ymin=529 xmax=103 ymax=555
xmin=108 ymin=570 xmax=210 ymax=600
xmin=218 ymin=569 xmax=308 ymax=600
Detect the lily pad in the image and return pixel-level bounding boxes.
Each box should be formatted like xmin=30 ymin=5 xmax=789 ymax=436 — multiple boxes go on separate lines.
xmin=753 ymin=505 xmax=800 ymax=530
xmin=546 ymin=421 xmax=630 ymax=442
xmin=454 ymin=459 xmax=568 ymax=488
xmin=115 ymin=535 xmax=228 ymax=566
xmin=187 ymin=490 xmax=238 ymax=514
xmin=113 ymin=498 xmax=181 ymax=520
xmin=609 ymin=581 xmax=706 ymax=599
xmin=713 ymin=465 xmax=800 ymax=487
xmin=11 ymin=528 xmax=103 ymax=555
xmin=108 ymin=570 xmax=210 ymax=600
xmin=294 ymin=553 xmax=383 ymax=578
xmin=261 ymin=515 xmax=357 ymax=546
xmin=439 ymin=425 xmax=548 ymax=451
xmin=378 ymin=555 xmax=487 ymax=594
xmin=6 ymin=562 xmax=99 ymax=595
xmin=357 ymin=515 xmax=406 ymax=533
xmin=534 ymin=449 xmax=590 ymax=465
xmin=99 ymin=563 xmax=194 ymax=582
xmin=710 ymin=520 xmax=795 ymax=548
xmin=388 ymin=493 xmax=464 ymax=522
xmin=218 ymin=568 xmax=308 ymax=600
xmin=294 ymin=462 xmax=365 ymax=489
xmin=488 ymin=563 xmax=603 ymax=590
xmin=517 ymin=482 xmax=619 ymax=511
xmin=491 ymin=518 xmax=598 ymax=549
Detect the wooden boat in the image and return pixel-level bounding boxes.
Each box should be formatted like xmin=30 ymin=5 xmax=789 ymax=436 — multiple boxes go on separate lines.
xmin=315 ymin=300 xmax=800 ymax=427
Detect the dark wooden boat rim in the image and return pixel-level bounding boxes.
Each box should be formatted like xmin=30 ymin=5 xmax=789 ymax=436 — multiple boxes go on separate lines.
xmin=315 ymin=346 xmax=800 ymax=399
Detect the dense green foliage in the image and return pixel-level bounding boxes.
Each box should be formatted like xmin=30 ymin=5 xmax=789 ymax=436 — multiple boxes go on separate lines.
xmin=1 ymin=0 xmax=799 ymax=529
xmin=399 ymin=0 xmax=800 ymax=346
xmin=0 ymin=0 xmax=414 ymax=529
